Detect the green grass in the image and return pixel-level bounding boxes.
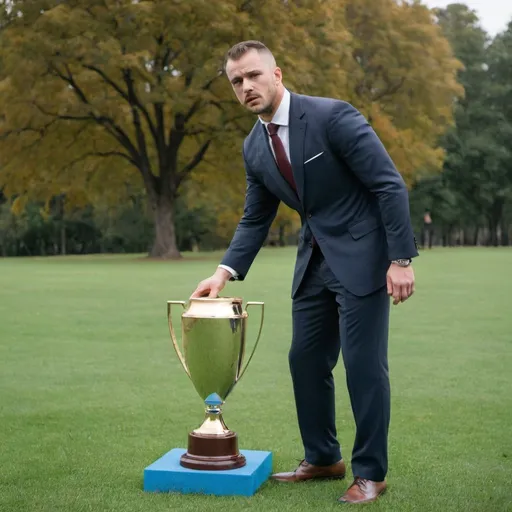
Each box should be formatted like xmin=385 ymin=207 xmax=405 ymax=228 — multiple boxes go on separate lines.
xmin=1 ymin=247 xmax=511 ymax=512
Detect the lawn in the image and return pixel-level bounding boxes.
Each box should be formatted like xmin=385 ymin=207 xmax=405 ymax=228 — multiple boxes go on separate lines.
xmin=0 ymin=247 xmax=511 ymax=512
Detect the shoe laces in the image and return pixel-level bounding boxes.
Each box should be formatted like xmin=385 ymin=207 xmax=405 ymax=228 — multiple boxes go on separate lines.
xmin=354 ymin=477 xmax=368 ymax=491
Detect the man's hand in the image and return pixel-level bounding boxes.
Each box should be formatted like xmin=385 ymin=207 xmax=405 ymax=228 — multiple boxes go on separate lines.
xmin=386 ymin=263 xmax=415 ymax=305
xmin=190 ymin=267 xmax=232 ymax=298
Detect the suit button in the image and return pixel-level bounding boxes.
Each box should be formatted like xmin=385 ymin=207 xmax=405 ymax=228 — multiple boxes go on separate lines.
xmin=308 ymin=213 xmax=312 ymax=218
xmin=308 ymin=242 xmax=313 ymax=247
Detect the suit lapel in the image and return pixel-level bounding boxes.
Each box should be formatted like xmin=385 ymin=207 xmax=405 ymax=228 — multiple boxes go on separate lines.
xmin=288 ymin=93 xmax=307 ymax=204
xmin=256 ymin=123 xmax=302 ymax=210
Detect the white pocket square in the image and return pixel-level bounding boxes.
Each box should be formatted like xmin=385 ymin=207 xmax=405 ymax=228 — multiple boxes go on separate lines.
xmin=304 ymin=152 xmax=324 ymax=164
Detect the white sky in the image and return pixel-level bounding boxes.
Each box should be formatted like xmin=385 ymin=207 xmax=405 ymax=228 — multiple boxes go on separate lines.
xmin=422 ymin=0 xmax=512 ymax=36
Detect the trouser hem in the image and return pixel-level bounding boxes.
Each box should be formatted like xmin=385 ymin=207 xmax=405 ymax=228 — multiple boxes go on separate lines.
xmin=305 ymin=450 xmax=343 ymax=467
xmin=351 ymin=465 xmax=386 ymax=482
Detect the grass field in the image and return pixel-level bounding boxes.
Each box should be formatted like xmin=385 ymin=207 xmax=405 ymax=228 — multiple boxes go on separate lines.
xmin=1 ymin=247 xmax=511 ymax=512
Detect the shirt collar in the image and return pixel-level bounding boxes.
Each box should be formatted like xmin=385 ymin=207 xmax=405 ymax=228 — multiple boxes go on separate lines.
xmin=259 ymin=88 xmax=290 ymax=128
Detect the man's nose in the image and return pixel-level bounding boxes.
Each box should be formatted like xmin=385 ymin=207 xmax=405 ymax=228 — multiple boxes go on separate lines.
xmin=243 ymin=79 xmax=253 ymax=93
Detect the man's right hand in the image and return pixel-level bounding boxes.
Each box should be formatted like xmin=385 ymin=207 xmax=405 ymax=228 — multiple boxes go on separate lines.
xmin=190 ymin=267 xmax=232 ymax=298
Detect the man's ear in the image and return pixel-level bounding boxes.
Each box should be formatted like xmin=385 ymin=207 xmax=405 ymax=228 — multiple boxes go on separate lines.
xmin=274 ymin=66 xmax=283 ymax=85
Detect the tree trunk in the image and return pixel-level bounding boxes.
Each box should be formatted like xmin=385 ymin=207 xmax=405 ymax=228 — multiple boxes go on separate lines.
xmin=472 ymin=226 xmax=479 ymax=246
xmin=278 ymin=224 xmax=286 ymax=247
xmin=500 ymin=219 xmax=509 ymax=246
xmin=463 ymin=228 xmax=471 ymax=246
xmin=60 ymin=221 xmax=66 ymax=255
xmin=487 ymin=219 xmax=498 ymax=246
xmin=149 ymin=195 xmax=181 ymax=259
xmin=487 ymin=199 xmax=504 ymax=247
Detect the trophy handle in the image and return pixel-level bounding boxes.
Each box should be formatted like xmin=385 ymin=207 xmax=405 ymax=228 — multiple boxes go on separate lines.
xmin=167 ymin=301 xmax=190 ymax=377
xmin=237 ymin=301 xmax=264 ymax=382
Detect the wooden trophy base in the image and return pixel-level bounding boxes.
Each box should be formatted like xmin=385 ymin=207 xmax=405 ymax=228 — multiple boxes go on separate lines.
xmin=180 ymin=430 xmax=247 ymax=470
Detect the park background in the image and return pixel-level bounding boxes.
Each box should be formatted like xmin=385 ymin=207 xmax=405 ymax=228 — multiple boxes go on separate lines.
xmin=1 ymin=1 xmax=512 ymax=256
xmin=1 ymin=1 xmax=511 ymax=512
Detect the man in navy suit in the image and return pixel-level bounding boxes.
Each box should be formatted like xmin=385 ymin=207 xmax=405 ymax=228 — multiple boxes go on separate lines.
xmin=191 ymin=40 xmax=418 ymax=504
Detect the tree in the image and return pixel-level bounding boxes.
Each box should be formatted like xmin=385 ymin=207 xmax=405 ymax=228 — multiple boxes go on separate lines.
xmin=188 ymin=0 xmax=463 ymax=243
xmin=0 ymin=0 xmax=463 ymax=258
xmin=432 ymin=7 xmax=512 ymax=246
xmin=340 ymin=0 xmax=464 ymax=185
xmin=0 ymin=0 xmax=342 ymax=258
xmin=484 ymin=21 xmax=512 ymax=244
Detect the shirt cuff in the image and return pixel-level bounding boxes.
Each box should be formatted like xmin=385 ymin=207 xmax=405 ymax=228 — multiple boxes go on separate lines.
xmin=218 ymin=264 xmax=239 ymax=279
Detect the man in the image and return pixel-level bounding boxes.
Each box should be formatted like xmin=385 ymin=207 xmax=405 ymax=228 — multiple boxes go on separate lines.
xmin=191 ymin=40 xmax=418 ymax=504
xmin=422 ymin=209 xmax=434 ymax=249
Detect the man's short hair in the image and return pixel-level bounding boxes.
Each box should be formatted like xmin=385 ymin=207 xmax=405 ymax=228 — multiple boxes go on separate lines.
xmin=224 ymin=40 xmax=275 ymax=70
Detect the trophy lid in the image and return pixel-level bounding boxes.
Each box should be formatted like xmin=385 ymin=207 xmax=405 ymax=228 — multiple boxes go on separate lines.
xmin=184 ymin=297 xmax=244 ymax=318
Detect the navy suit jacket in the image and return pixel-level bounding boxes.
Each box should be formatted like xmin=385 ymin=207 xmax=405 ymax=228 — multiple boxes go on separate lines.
xmin=220 ymin=92 xmax=418 ymax=298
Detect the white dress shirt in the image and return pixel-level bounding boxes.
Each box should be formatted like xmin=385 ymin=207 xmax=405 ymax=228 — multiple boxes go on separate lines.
xmin=218 ymin=89 xmax=292 ymax=279
xmin=259 ymin=88 xmax=291 ymax=162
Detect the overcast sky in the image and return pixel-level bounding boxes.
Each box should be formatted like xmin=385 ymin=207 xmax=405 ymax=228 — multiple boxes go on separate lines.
xmin=422 ymin=0 xmax=512 ymax=36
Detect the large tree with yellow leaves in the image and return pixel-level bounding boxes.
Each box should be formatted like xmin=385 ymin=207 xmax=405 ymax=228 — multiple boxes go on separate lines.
xmin=0 ymin=0 xmax=462 ymax=258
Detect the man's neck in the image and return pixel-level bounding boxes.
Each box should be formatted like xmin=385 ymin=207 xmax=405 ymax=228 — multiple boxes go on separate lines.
xmin=259 ymin=87 xmax=285 ymax=123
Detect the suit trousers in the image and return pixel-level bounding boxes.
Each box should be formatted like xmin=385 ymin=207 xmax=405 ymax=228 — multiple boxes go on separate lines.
xmin=289 ymin=246 xmax=390 ymax=481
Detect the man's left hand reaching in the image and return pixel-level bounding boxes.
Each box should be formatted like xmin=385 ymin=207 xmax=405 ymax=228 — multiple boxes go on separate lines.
xmin=386 ymin=264 xmax=415 ymax=305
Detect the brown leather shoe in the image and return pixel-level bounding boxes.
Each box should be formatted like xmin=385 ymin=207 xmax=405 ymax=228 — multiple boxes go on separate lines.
xmin=337 ymin=477 xmax=387 ymax=504
xmin=272 ymin=459 xmax=346 ymax=482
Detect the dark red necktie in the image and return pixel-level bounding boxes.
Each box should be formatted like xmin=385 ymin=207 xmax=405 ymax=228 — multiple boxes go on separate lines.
xmin=267 ymin=123 xmax=297 ymax=194
xmin=267 ymin=123 xmax=316 ymax=248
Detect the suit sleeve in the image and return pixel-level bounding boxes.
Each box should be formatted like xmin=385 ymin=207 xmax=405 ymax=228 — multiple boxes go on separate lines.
xmin=219 ymin=152 xmax=280 ymax=280
xmin=327 ymin=101 xmax=418 ymax=261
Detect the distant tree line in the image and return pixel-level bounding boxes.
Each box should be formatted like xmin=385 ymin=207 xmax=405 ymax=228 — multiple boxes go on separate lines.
xmin=0 ymin=192 xmax=223 ymax=257
xmin=410 ymin=6 xmax=512 ymax=248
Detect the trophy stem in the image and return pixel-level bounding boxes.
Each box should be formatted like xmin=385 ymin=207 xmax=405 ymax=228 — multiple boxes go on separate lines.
xmin=193 ymin=404 xmax=231 ymax=436
xmin=179 ymin=399 xmax=246 ymax=470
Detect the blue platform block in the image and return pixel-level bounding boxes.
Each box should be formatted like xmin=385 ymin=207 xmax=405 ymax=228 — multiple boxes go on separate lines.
xmin=144 ymin=448 xmax=273 ymax=496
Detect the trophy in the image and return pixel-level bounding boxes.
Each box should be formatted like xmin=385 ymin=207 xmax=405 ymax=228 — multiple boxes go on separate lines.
xmin=167 ymin=297 xmax=264 ymax=471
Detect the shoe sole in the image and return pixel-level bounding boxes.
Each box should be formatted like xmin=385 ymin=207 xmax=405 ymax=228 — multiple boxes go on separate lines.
xmin=337 ymin=487 xmax=387 ymax=504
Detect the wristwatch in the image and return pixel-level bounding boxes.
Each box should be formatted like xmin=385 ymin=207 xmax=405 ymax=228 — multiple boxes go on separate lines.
xmin=391 ymin=258 xmax=412 ymax=267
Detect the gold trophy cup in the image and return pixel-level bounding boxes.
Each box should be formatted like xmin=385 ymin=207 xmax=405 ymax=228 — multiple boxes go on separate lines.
xmin=167 ymin=297 xmax=264 ymax=470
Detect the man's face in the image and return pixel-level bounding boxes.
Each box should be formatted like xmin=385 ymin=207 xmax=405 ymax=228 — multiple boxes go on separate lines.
xmin=225 ymin=49 xmax=282 ymax=117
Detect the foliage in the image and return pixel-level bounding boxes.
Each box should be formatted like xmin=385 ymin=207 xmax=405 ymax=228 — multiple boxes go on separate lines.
xmin=340 ymin=0 xmax=464 ymax=185
xmin=0 ymin=196 xmax=225 ymax=257
xmin=0 ymin=0 xmax=463 ymax=257
xmin=412 ymin=7 xmax=512 ymax=246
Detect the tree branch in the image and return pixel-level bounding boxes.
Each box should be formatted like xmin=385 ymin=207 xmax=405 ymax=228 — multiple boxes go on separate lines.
xmin=177 ymin=139 xmax=212 ymax=187
xmin=153 ymin=102 xmax=166 ymax=171
xmin=0 ymin=117 xmax=59 ymax=140
xmin=184 ymin=99 xmax=202 ymax=123
xmin=32 ymin=100 xmax=139 ymax=163
xmin=209 ymin=99 xmax=249 ymax=134
xmin=167 ymin=70 xmax=223 ymax=144
xmin=371 ymin=77 xmax=406 ymax=102
xmin=82 ymin=62 xmax=158 ymax=145
xmin=152 ymin=37 xmax=171 ymax=170
xmin=66 ymin=150 xmax=137 ymax=169
xmin=64 ymin=123 xmax=90 ymax=149
xmin=122 ymin=69 xmax=152 ymax=171
xmin=153 ymin=36 xmax=181 ymax=69
xmin=202 ymin=70 xmax=223 ymax=92
xmin=81 ymin=63 xmax=130 ymax=102
xmin=47 ymin=64 xmax=141 ymax=161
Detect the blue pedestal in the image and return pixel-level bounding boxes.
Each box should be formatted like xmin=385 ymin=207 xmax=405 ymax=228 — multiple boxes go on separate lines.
xmin=144 ymin=448 xmax=273 ymax=496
